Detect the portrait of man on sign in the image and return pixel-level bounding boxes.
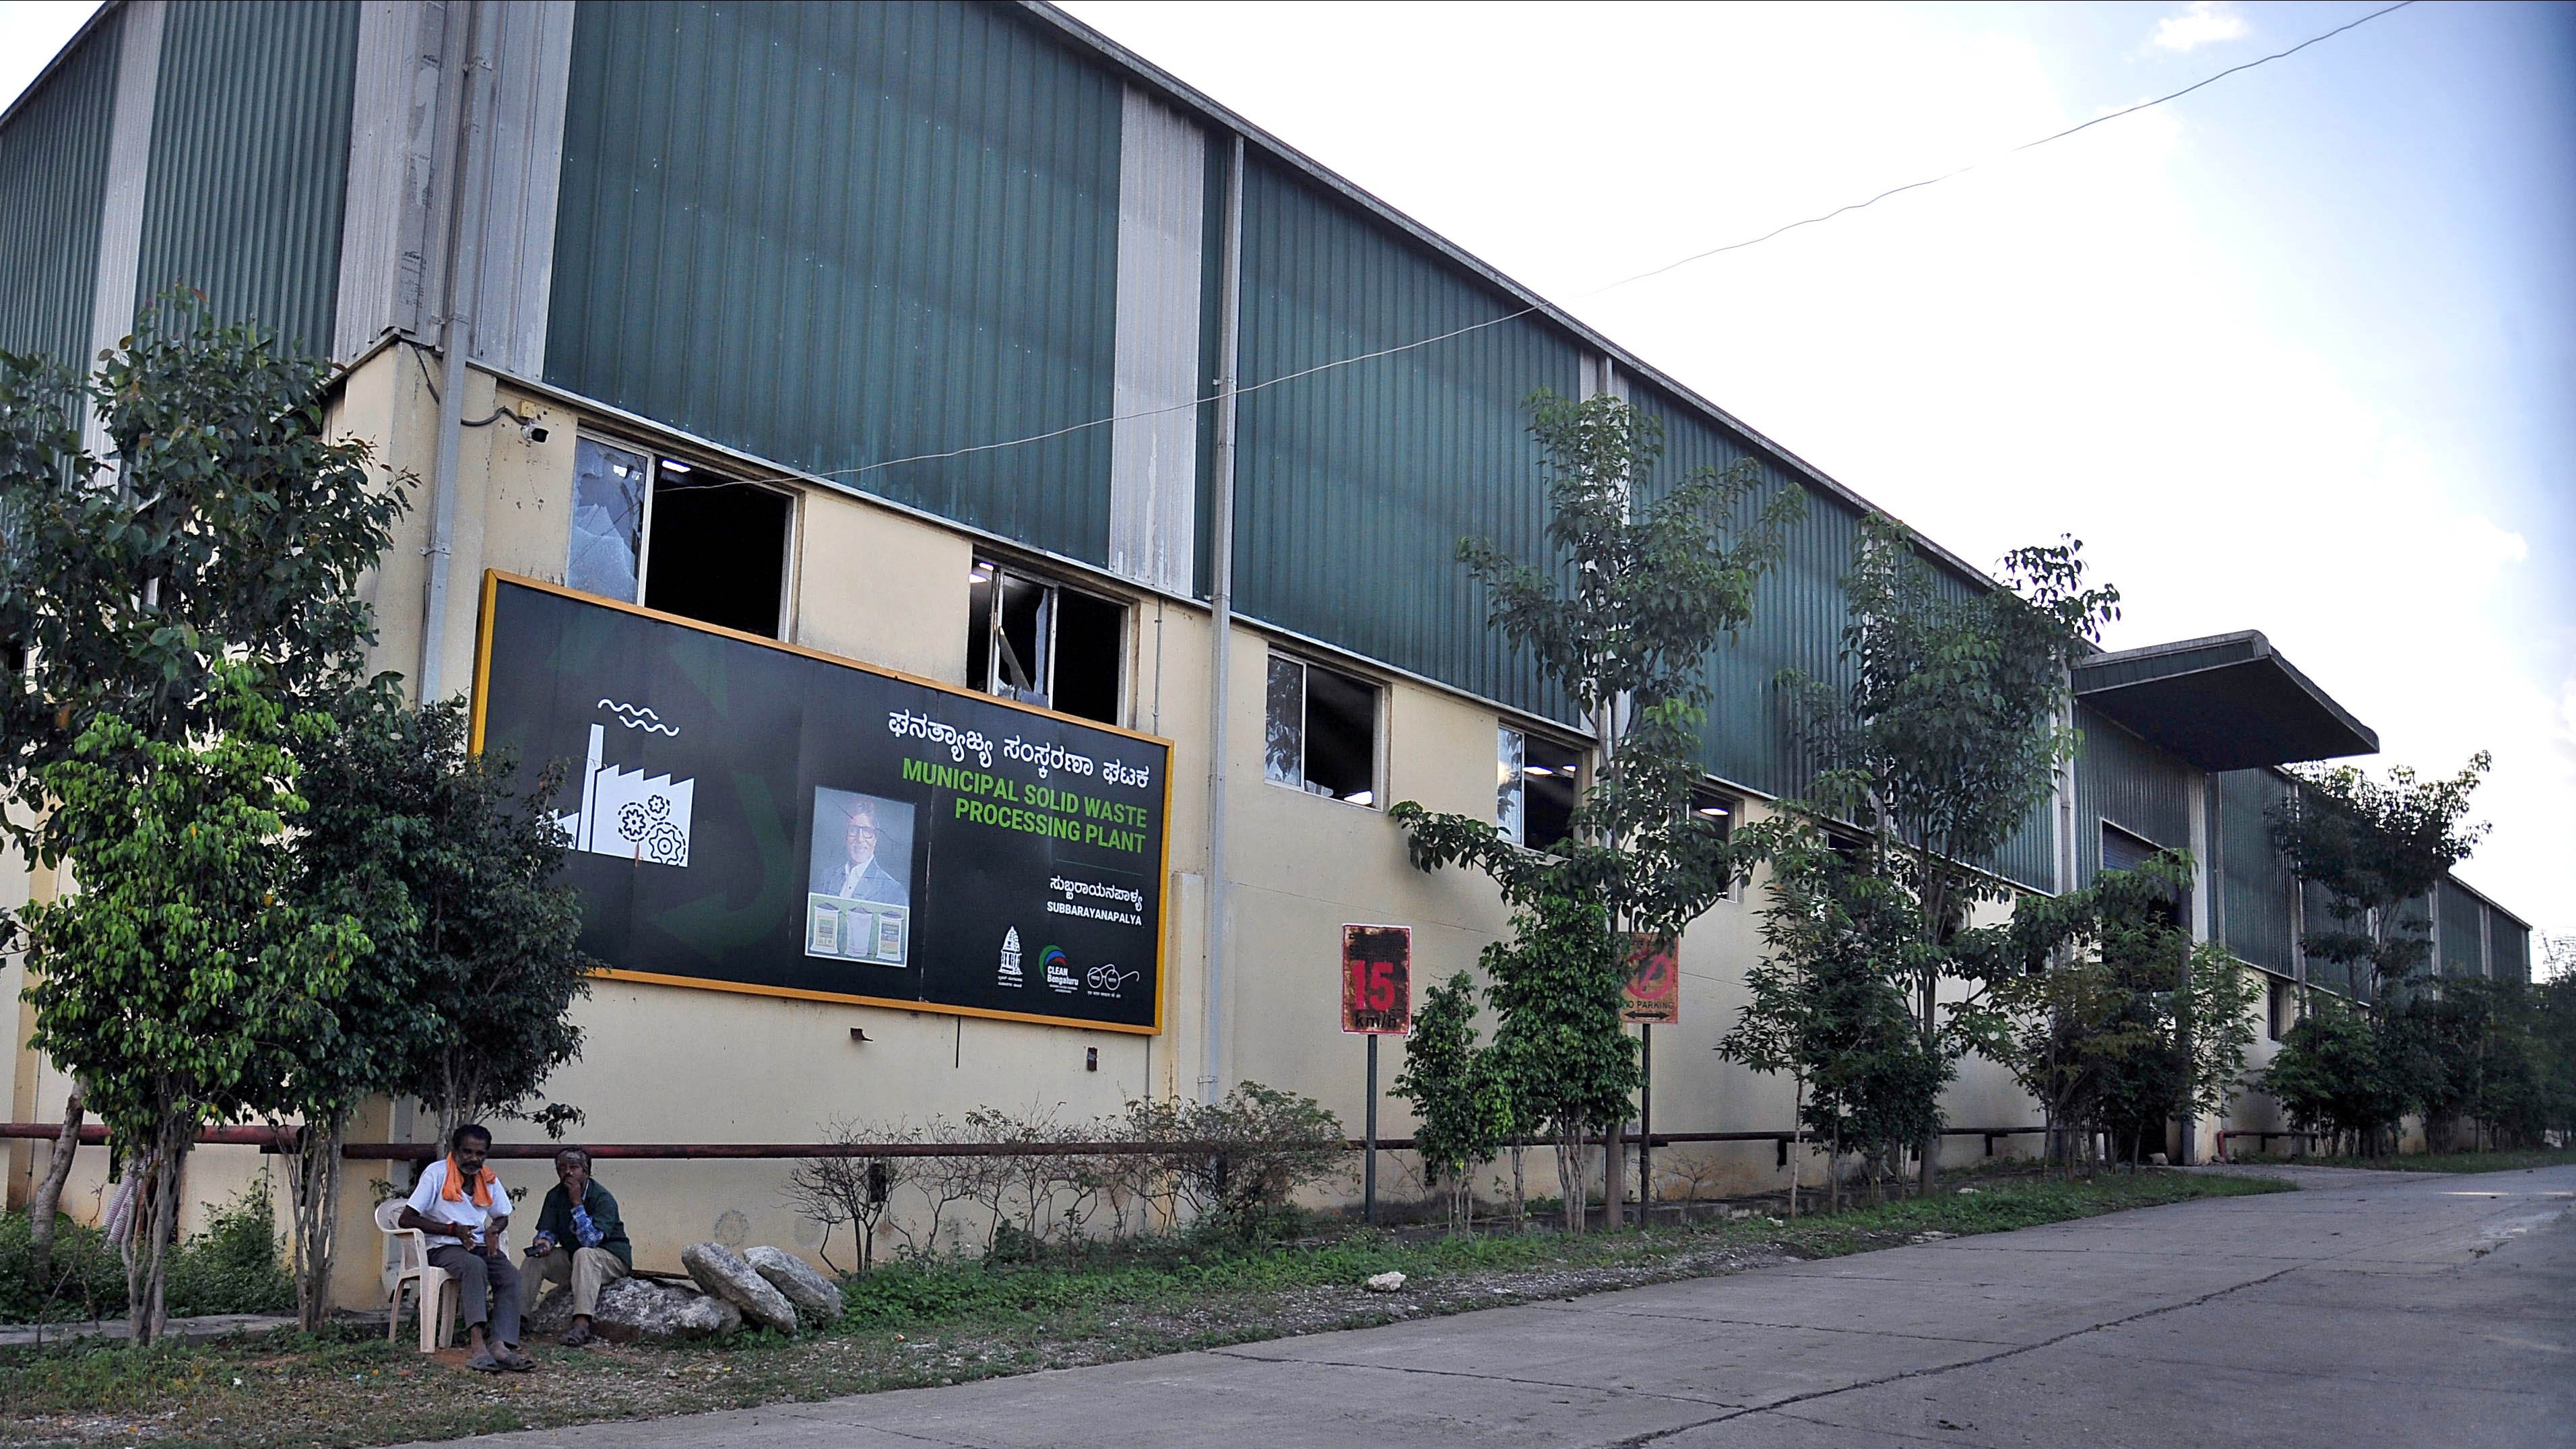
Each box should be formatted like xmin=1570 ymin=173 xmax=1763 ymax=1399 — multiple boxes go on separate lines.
xmin=808 ymin=790 xmax=913 ymax=907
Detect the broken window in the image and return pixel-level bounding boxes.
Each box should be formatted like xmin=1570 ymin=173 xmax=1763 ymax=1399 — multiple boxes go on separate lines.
xmin=963 ymin=558 xmax=1126 ymax=725
xmin=569 ymin=437 xmax=649 ymax=601
xmin=1496 ymin=726 xmax=1581 ymax=850
xmin=568 ymin=437 xmax=792 ymax=639
xmin=1264 ymin=652 xmax=1378 ymax=806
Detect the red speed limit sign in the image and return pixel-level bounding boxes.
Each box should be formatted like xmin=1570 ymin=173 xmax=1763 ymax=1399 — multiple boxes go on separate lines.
xmin=1340 ymin=924 xmax=1413 ymax=1035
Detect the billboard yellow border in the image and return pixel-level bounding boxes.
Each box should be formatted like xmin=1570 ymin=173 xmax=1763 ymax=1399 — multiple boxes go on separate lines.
xmin=470 ymin=569 xmax=1176 ymax=1037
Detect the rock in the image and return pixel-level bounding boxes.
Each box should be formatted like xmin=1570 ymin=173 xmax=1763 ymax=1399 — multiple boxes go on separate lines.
xmin=744 ymin=1246 xmax=845 ymax=1326
xmin=682 ymin=1241 xmax=801 ymax=1334
xmin=2150 ymin=1152 xmax=2170 ymax=1166
xmin=525 ymin=1283 xmax=575 ymax=1337
xmin=1727 ymin=1207 xmax=1753 ymax=1220
xmin=585 ymin=1276 xmax=742 ymax=1344
xmin=1363 ymin=1271 xmax=1406 ymax=1293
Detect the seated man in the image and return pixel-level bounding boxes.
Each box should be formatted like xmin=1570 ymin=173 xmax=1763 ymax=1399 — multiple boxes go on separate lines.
xmin=522 ymin=1147 xmax=633 ymax=1347
xmin=399 ymin=1123 xmax=531 ymax=1372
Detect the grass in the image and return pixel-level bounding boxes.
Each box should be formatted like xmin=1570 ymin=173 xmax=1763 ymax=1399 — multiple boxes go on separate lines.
xmin=2284 ymin=1146 xmax=2576 ymax=1175
xmin=0 ymin=1167 xmax=2288 ymax=1449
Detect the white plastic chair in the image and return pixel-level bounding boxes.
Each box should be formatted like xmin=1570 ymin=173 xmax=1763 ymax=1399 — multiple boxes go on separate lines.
xmin=376 ymin=1197 xmax=458 ymax=1351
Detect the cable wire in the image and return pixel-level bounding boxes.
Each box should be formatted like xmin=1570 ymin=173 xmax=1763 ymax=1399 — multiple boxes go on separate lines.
xmin=598 ymin=1 xmax=2424 ymax=490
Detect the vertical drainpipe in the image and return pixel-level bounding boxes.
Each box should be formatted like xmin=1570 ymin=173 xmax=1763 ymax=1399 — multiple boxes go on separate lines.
xmin=1198 ymin=134 xmax=1246 ymax=1105
xmin=418 ymin=2 xmax=494 ymax=704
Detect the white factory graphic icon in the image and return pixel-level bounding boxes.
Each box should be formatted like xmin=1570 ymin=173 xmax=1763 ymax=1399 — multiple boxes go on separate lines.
xmin=554 ymin=701 xmax=695 ymax=867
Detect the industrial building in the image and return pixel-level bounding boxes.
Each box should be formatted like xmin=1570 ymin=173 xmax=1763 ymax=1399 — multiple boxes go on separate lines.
xmin=0 ymin=0 xmax=2535 ymax=1302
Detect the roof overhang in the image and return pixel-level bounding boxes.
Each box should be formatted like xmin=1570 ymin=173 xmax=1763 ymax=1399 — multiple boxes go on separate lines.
xmin=2072 ymin=631 xmax=2377 ymax=772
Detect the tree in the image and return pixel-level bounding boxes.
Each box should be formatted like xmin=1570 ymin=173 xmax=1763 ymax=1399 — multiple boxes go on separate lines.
xmin=1781 ymin=512 xmax=2120 ymax=1194
xmin=0 ymin=292 xmax=403 ymax=833
xmin=1392 ymin=389 xmax=1800 ymax=1231
xmin=2271 ymin=755 xmax=2490 ymax=1010
xmin=265 ymin=683 xmax=592 ymax=1326
xmin=1720 ymin=818 xmax=1941 ymax=1211
xmin=1980 ymin=853 xmax=2258 ymax=1170
xmin=2265 ymin=754 xmax=2490 ymax=1156
xmin=16 ymin=668 xmax=367 ymax=1344
xmin=356 ymin=697 xmax=595 ymax=1143
xmin=2263 ymin=997 xmax=2408 ymax=1153
xmin=1390 ymin=971 xmax=1512 ymax=1233
xmin=0 ymin=294 xmax=407 ymax=1322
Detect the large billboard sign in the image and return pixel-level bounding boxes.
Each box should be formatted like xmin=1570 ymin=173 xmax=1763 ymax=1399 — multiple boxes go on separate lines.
xmin=472 ymin=574 xmax=1171 ymax=1032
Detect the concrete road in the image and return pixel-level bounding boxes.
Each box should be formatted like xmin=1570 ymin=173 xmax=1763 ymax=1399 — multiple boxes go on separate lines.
xmin=421 ymin=1165 xmax=2576 ymax=1448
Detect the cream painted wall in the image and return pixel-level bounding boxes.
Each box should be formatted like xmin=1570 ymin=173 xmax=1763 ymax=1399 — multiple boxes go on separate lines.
xmin=7 ymin=348 xmax=2168 ymax=1303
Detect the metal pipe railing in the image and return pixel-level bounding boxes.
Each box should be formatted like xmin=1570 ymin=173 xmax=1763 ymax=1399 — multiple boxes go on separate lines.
xmin=3 ymin=1122 xmax=2055 ymax=1163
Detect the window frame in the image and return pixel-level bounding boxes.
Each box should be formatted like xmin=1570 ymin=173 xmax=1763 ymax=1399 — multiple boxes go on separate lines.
xmin=965 ymin=554 xmax=1130 ymax=725
xmin=1495 ymin=721 xmax=1584 ymax=851
xmin=1689 ymin=779 xmax=1743 ymax=901
xmin=570 ymin=430 xmax=798 ymax=640
xmin=1262 ymin=648 xmax=1383 ymax=809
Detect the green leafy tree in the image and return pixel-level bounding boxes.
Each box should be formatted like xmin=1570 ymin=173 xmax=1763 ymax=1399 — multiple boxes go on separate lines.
xmin=271 ymin=684 xmax=591 ymax=1326
xmin=1981 ymin=853 xmax=2258 ymax=1169
xmin=2271 ymin=755 xmax=2490 ymax=1010
xmin=1781 ymin=513 xmax=2119 ymax=1194
xmin=1390 ymin=971 xmax=1513 ymax=1233
xmin=0 ymin=297 xmax=404 ymax=1341
xmin=2265 ymin=754 xmax=2490 ymax=1155
xmin=0 ymin=292 xmax=404 ymax=823
xmin=16 ymin=668 xmax=367 ymax=1345
xmin=1392 ymin=389 xmax=1800 ymax=1230
xmin=357 ymin=699 xmax=595 ymax=1145
xmin=1721 ymin=818 xmax=1940 ymax=1211
xmin=2263 ymin=997 xmax=2410 ymax=1152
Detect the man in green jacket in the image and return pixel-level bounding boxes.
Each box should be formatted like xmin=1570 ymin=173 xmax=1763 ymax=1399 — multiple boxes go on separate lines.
xmin=521 ymin=1147 xmax=633 ymax=1347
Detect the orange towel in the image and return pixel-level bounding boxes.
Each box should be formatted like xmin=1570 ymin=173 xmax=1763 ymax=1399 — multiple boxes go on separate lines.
xmin=439 ymin=1157 xmax=496 ymax=1207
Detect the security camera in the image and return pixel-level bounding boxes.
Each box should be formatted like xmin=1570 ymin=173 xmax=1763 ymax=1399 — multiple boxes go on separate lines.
xmin=521 ymin=421 xmax=550 ymax=445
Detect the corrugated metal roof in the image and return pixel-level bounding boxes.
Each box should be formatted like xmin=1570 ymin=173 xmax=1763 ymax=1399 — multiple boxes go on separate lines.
xmin=546 ymin=0 xmax=1124 ymax=563
xmin=0 ymin=6 xmax=120 ymax=365
xmin=133 ymin=0 xmax=360 ymax=356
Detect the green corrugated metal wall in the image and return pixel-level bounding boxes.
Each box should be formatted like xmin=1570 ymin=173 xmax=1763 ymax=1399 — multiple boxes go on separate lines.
xmin=1638 ymin=379 xmax=1850 ymax=798
xmin=2073 ymin=703 xmax=2193 ymax=887
xmin=2301 ymin=880 xmax=2359 ymax=998
xmin=2439 ymin=878 xmax=2483 ymax=977
xmin=1231 ymin=155 xmax=1580 ymax=719
xmin=548 ymin=0 xmax=1123 ymax=564
xmin=0 ymin=10 xmax=118 ymax=367
xmin=134 ymin=0 xmax=358 ymax=356
xmin=2488 ymin=913 xmax=2530 ymax=986
xmin=2219 ymin=769 xmax=2295 ymax=974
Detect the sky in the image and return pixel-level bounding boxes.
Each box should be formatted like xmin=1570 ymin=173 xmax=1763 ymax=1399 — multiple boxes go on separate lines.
xmin=3 ymin=1 xmax=2569 ymax=967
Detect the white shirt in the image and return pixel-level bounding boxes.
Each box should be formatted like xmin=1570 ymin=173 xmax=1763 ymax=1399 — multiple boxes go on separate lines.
xmin=408 ymin=1158 xmax=514 ymax=1249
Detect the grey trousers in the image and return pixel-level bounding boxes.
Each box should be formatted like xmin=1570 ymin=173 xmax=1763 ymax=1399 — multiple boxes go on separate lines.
xmin=428 ymin=1244 xmax=523 ymax=1347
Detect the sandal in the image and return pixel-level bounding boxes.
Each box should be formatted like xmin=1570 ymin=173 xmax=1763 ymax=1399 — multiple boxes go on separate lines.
xmin=501 ymin=1348 xmax=538 ymax=1372
xmin=466 ymin=1352 xmax=505 ymax=1374
xmin=560 ymin=1323 xmax=593 ymax=1348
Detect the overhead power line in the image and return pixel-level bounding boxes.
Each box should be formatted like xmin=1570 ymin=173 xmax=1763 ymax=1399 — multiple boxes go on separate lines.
xmin=687 ymin=1 xmax=2420 ymax=490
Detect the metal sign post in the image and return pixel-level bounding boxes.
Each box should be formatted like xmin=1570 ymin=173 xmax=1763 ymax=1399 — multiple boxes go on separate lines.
xmin=1637 ymin=1023 xmax=1652 ymax=1225
xmin=1621 ymin=934 xmax=1678 ymax=1227
xmin=1341 ymin=924 xmax=1413 ymax=1229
